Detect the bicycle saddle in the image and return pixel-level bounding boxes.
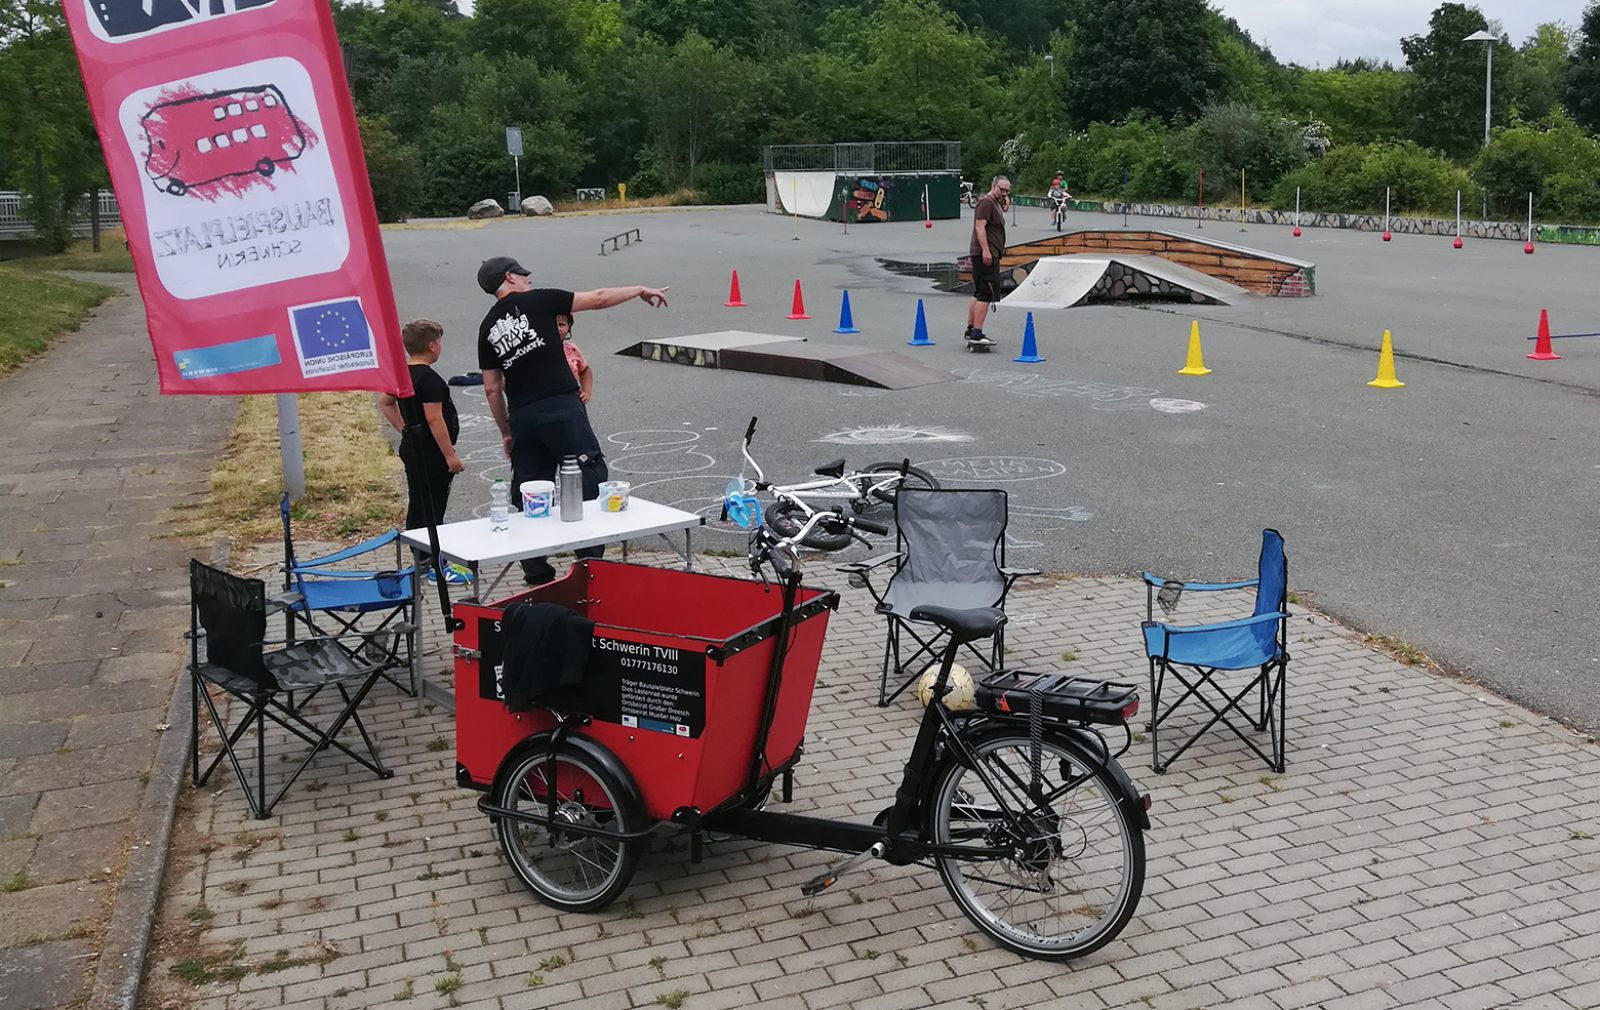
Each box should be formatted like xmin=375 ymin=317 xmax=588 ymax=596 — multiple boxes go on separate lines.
xmin=813 ymin=459 xmax=847 ymax=478
xmin=908 ymin=605 xmax=1007 ymax=642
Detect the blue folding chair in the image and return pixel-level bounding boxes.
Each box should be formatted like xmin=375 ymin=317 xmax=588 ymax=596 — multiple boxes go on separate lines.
xmin=1141 ymin=529 xmax=1289 ymax=773
xmin=280 ymin=495 xmax=419 ymax=697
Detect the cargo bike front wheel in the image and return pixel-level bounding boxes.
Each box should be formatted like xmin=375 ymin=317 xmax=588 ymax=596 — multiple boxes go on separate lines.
xmin=494 ymin=741 xmax=646 ymax=912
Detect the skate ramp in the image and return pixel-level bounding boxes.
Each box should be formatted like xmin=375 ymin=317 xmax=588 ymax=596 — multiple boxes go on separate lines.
xmin=617 ymin=331 xmax=959 ymax=390
xmin=773 ymin=172 xmax=840 ymax=218
xmin=1000 ymin=255 xmax=1249 ymax=309
xmin=1000 ymin=229 xmax=1315 ymax=297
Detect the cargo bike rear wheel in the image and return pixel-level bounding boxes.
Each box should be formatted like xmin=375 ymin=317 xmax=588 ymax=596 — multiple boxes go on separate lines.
xmin=926 ymin=727 xmax=1145 ymax=961
xmin=494 ymin=741 xmax=645 ymax=912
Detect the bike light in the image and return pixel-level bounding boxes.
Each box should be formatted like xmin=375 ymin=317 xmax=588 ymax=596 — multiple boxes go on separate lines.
xmin=1121 ymin=699 xmax=1140 ymax=720
xmin=1141 ymin=794 xmax=1152 ymax=811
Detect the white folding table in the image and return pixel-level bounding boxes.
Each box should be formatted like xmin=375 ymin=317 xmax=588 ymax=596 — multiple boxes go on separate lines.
xmin=398 ymin=497 xmax=705 ymax=709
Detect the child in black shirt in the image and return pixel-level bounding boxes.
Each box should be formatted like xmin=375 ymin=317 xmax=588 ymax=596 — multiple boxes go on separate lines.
xmin=380 ymin=319 xmax=464 ymax=530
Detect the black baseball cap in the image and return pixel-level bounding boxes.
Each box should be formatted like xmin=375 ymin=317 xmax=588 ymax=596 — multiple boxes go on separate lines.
xmin=477 ymin=256 xmax=530 ymax=295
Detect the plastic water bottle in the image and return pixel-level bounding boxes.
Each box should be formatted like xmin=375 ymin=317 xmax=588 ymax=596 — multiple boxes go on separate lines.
xmin=489 ymin=478 xmax=510 ymax=531
xmin=559 ymin=457 xmax=583 ymax=522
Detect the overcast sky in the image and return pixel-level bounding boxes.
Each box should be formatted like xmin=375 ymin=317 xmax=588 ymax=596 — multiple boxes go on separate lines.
xmin=1213 ymin=1 xmax=1592 ymax=67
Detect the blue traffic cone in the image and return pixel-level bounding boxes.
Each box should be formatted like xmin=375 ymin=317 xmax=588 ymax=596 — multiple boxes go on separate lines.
xmin=1013 ymin=312 xmax=1044 ymax=363
xmin=908 ymin=299 xmax=934 ymax=346
xmin=833 ymin=290 xmax=860 ymax=334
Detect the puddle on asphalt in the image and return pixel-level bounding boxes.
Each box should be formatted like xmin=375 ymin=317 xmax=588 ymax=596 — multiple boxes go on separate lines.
xmin=877 ymin=258 xmax=969 ymax=293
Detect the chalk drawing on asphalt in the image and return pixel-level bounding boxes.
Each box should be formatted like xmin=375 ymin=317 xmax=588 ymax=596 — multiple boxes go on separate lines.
xmin=1149 ymin=398 xmax=1208 ymax=414
xmin=607 ymin=429 xmax=701 ymax=450
xmin=610 ymin=445 xmax=716 ymax=474
xmin=918 ymin=457 xmax=1068 ymax=483
xmin=816 ymin=425 xmax=975 ymax=446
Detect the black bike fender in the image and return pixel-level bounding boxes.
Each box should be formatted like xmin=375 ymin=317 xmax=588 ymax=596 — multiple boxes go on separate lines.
xmin=943 ymin=721 xmax=1151 ymax=831
xmin=487 ymin=730 xmax=646 ymax=817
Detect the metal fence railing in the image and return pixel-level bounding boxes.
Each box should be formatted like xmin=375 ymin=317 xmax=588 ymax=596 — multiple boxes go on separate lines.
xmin=0 ymin=190 xmax=123 ymax=241
xmin=763 ymin=142 xmax=961 ymax=175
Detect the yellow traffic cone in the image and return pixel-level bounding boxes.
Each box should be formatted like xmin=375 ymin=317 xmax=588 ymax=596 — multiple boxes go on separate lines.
xmin=1367 ymin=329 xmax=1405 ymax=388
xmin=1177 ymin=320 xmax=1211 ymax=376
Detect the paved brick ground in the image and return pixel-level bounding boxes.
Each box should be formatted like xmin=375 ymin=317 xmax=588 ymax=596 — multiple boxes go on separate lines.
xmin=146 ymin=553 xmax=1600 ymax=1010
xmin=0 ymin=288 xmax=236 ymax=1010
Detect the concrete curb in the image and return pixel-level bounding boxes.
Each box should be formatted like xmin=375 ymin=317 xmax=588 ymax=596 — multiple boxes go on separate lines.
xmin=88 ymin=538 xmax=226 ymax=1010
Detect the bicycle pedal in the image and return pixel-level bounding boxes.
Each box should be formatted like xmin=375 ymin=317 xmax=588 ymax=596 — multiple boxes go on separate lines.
xmin=799 ymin=870 xmax=838 ymax=897
xmin=799 ymin=841 xmax=886 ymax=897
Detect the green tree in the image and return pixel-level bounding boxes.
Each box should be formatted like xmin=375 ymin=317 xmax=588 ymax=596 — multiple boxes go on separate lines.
xmin=0 ymin=0 xmax=104 ymax=251
xmin=358 ymin=114 xmax=423 ymax=222
xmin=1400 ymin=3 xmax=1509 ymax=158
xmin=1509 ymin=22 xmax=1573 ymax=122
xmin=1471 ymin=110 xmax=1600 ymax=218
xmin=1061 ymin=0 xmax=1225 ymax=126
xmin=1564 ymin=3 xmax=1600 ymax=133
xmin=1288 ymin=65 xmax=1410 ymax=146
xmin=1185 ymin=102 xmax=1309 ymax=198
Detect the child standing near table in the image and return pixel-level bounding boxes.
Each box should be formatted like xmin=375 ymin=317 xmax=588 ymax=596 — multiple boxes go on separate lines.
xmin=557 ymin=313 xmax=593 ymax=404
xmin=379 ymin=319 xmax=464 ymax=531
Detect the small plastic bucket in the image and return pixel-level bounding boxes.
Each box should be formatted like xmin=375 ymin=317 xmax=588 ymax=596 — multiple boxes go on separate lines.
xmin=599 ymin=480 xmax=631 ymax=512
xmin=520 ymin=480 xmax=554 ymax=518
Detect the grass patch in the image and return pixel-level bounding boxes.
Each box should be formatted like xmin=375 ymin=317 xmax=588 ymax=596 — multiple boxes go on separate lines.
xmin=1 ymin=871 xmax=28 ymax=893
xmin=257 ymin=942 xmax=339 ymax=974
xmin=1059 ymin=649 xmax=1079 ymax=663
xmin=618 ymin=897 xmax=643 ymax=920
xmin=648 ymin=955 xmax=666 ymax=977
xmin=653 ymin=990 xmax=690 ymax=1010
xmin=433 ymin=974 xmax=463 ymax=995
xmin=170 ymin=944 xmax=248 ymax=985
xmin=1362 ymin=633 xmax=1428 ymax=667
xmin=185 ymin=905 xmax=214 ymax=924
xmin=550 ymin=190 xmax=699 ymax=214
xmin=393 ymin=980 xmax=415 ymax=1000
xmin=171 ymin=392 xmax=403 ymax=548
xmin=425 ymin=737 xmax=451 ymax=753
xmin=7 ymin=232 xmax=135 ymax=273
xmin=536 ymin=954 xmax=567 ymax=971
xmin=0 ymin=264 xmax=115 ymax=376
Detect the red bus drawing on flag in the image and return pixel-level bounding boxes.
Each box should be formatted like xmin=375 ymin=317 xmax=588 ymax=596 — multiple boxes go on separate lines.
xmin=60 ymin=0 xmax=410 ymax=397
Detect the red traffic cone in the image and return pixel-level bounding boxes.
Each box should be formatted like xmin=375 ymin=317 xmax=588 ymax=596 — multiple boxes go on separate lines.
xmin=1453 ymin=237 xmax=1463 ymax=249
xmin=724 ymin=270 xmax=746 ymax=308
xmin=1382 ymin=230 xmax=1392 ymax=242
xmin=786 ymin=280 xmax=811 ymax=320
xmin=1525 ymin=240 xmax=1536 ymax=255
xmin=1528 ymin=308 xmax=1560 ymax=361
xmin=1292 ymin=226 xmax=1301 ymax=237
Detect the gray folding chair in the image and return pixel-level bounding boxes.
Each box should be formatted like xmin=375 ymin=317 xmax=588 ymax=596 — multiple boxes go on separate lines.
xmin=840 ymin=488 xmax=1037 ymax=706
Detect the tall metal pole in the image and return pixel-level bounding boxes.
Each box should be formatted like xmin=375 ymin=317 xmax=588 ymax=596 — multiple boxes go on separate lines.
xmin=276 ymin=394 xmax=306 ymax=502
xmin=513 ymin=155 xmax=522 ymax=209
xmin=1484 ymin=45 xmax=1493 ymax=149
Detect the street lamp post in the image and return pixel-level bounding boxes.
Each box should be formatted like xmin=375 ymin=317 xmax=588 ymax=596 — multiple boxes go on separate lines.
xmin=1464 ymin=30 xmax=1495 ymax=148
xmin=1464 ymin=29 xmax=1495 ymax=220
xmin=1043 ymin=54 xmax=1054 ymax=79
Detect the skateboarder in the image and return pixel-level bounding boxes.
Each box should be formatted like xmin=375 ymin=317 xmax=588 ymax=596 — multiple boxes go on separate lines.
xmin=967 ymin=175 xmax=1009 ymax=349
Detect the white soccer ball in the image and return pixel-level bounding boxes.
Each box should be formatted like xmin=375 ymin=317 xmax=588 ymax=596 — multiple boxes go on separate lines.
xmin=915 ymin=662 xmax=978 ymax=711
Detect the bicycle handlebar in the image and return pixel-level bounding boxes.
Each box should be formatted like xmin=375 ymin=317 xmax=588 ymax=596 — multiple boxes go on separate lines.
xmin=852 ymin=516 xmax=889 ymax=537
xmin=750 ymin=507 xmax=878 ymax=579
xmin=744 ymin=416 xmax=758 ymax=442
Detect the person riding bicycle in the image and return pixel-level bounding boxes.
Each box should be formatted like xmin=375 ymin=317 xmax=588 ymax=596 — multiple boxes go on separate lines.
xmin=1047 ymin=174 xmax=1071 ymax=211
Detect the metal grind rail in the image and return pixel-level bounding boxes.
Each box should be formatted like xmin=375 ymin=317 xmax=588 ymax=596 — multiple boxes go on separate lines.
xmin=599 ymin=228 xmax=642 ymax=255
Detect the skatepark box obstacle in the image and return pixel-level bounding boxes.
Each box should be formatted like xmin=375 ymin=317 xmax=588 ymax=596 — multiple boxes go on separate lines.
xmin=764 ymin=142 xmax=962 ymax=223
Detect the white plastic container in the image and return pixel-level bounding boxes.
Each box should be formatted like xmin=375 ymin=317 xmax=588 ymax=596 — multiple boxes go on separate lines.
xmin=520 ymin=480 xmax=554 ymax=518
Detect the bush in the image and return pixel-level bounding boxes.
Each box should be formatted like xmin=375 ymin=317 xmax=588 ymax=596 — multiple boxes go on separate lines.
xmin=1023 ymin=118 xmax=1195 ymax=200
xmin=358 ymin=115 xmax=421 ymax=223
xmin=1270 ymin=141 xmax=1474 ymax=215
xmin=1471 ymin=112 xmax=1600 ymax=221
xmin=1185 ymin=102 xmax=1311 ymax=199
xmin=693 ymin=163 xmax=763 ymax=204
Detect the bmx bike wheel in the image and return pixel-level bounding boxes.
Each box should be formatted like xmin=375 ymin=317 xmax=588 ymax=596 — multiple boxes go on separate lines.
xmin=495 ymin=744 xmax=644 ymax=912
xmin=927 ymin=730 xmax=1145 ymax=960
xmin=763 ymin=501 xmax=853 ymax=552
xmin=861 ymin=463 xmax=939 ymax=505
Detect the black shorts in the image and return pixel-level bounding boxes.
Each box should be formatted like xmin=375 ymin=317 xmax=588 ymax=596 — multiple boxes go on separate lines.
xmin=971 ymin=254 xmax=1004 ymax=302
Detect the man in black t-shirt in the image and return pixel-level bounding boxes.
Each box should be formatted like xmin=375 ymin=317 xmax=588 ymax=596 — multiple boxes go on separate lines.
xmin=967 ymin=175 xmax=1010 ymax=347
xmin=476 ymin=255 xmax=669 ymax=583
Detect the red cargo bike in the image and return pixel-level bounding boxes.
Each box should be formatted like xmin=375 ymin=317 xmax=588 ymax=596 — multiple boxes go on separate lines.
xmin=452 ymin=500 xmax=1151 ymax=960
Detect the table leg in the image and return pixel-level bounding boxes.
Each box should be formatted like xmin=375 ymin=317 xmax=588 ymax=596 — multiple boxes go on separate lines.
xmin=686 ymin=527 xmax=694 ymax=571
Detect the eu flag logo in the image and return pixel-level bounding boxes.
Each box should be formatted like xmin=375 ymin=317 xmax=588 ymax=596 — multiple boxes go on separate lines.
xmin=289 ymin=297 xmax=378 ymax=378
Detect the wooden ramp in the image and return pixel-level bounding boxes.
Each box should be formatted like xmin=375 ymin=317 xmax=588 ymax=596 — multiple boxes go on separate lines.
xmin=979 ymin=229 xmax=1315 ymax=298
xmin=617 ymin=331 xmax=960 ymax=390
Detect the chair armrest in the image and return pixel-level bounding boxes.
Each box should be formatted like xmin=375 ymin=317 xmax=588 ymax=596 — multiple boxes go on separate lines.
xmin=999 ymin=567 xmax=1041 ymax=579
xmin=837 ymin=553 xmax=902 ymax=574
xmin=265 ymin=625 xmax=417 ymax=649
xmin=1146 ymin=611 xmax=1289 ymax=639
xmin=1140 ymin=572 xmax=1258 ymax=592
xmin=288 ymin=567 xmax=416 ymax=580
xmin=296 ymin=531 xmax=401 ymax=568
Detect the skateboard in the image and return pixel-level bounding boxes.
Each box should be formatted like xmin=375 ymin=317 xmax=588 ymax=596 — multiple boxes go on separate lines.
xmin=964 ymin=337 xmax=996 ymax=353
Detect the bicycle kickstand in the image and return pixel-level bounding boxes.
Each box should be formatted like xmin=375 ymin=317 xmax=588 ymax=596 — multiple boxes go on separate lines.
xmin=799 ymin=842 xmax=886 ymax=897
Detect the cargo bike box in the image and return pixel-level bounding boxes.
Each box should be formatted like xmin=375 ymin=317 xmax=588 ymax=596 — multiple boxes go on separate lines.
xmin=452 ymin=559 xmax=836 ymax=820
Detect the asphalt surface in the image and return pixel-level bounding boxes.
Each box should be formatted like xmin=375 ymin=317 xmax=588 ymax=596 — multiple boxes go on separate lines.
xmin=383 ymin=205 xmax=1600 ymax=732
